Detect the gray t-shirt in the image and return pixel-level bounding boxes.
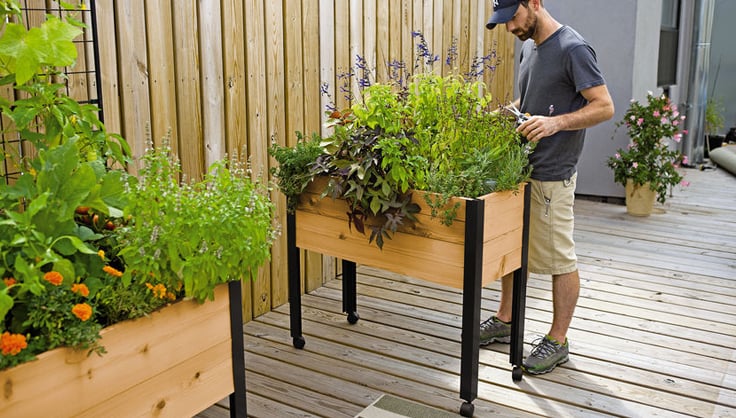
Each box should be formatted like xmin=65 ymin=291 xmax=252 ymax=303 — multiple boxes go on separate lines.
xmin=518 ymin=25 xmax=606 ymax=181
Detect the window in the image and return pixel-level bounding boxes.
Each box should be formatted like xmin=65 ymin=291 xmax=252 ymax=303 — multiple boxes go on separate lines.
xmin=657 ymin=0 xmax=680 ymax=87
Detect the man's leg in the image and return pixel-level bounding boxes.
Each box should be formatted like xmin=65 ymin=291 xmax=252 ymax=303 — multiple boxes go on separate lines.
xmin=495 ymin=272 xmax=514 ymax=323
xmin=549 ymin=269 xmax=580 ymax=344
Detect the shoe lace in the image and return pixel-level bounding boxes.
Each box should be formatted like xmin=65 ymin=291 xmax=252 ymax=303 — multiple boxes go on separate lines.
xmin=479 ymin=317 xmax=495 ymax=330
xmin=529 ymin=336 xmax=558 ymax=359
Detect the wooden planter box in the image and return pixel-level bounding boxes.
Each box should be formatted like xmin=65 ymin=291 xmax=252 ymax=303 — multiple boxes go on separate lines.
xmin=287 ymin=177 xmax=530 ymax=417
xmin=295 ymin=177 xmax=526 ymax=289
xmin=0 ymin=282 xmax=246 ymax=418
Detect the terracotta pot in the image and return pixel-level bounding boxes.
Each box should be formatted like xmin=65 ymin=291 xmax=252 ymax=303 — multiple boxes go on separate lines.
xmin=625 ymin=179 xmax=656 ymax=216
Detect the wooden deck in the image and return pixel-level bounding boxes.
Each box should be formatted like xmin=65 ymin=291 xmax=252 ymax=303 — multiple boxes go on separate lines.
xmin=198 ymin=163 xmax=736 ymax=418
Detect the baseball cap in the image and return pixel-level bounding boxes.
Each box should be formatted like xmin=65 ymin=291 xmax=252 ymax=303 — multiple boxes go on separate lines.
xmin=486 ymin=0 xmax=521 ymax=30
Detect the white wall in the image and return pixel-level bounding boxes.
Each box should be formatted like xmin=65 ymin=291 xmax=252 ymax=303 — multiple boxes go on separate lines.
xmin=533 ymin=0 xmax=664 ymax=199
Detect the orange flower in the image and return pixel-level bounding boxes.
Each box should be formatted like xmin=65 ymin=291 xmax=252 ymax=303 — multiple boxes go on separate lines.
xmin=2 ymin=277 xmax=16 ymax=287
xmin=103 ymin=265 xmax=123 ymax=277
xmin=145 ymin=282 xmax=167 ymax=299
xmin=71 ymin=283 xmax=90 ymax=297
xmin=1 ymin=332 xmax=28 ymax=356
xmin=43 ymin=271 xmax=64 ymax=286
xmin=72 ymin=303 xmax=93 ymax=321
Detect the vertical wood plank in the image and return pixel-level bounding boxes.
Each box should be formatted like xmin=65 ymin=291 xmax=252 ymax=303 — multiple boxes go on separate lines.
xmin=199 ymin=1 xmax=226 ymax=167
xmin=114 ymin=0 xmax=151 ymax=167
xmin=221 ymin=0 xmax=248 ymax=157
xmin=363 ymin=0 xmax=377 ymax=82
xmin=334 ymin=0 xmax=350 ymax=110
xmin=171 ymin=1 xmax=204 ymax=179
xmin=144 ymin=0 xmax=178 ymax=152
xmin=94 ymin=0 xmax=122 ymax=136
xmin=375 ymin=0 xmax=390 ymax=80
xmin=349 ymin=0 xmax=363 ymax=102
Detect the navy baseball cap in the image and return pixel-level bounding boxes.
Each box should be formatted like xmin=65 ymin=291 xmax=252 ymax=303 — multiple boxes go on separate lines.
xmin=486 ymin=0 xmax=521 ymax=29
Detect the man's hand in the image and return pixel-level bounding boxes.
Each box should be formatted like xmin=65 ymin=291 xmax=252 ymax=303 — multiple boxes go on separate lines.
xmin=517 ymin=116 xmax=562 ymax=142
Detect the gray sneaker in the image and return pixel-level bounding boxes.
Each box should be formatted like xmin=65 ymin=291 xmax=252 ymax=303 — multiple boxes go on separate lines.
xmin=479 ymin=316 xmax=511 ymax=345
xmin=523 ymin=335 xmax=569 ymax=375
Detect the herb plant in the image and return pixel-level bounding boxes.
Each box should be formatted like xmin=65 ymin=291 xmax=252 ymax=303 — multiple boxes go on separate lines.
xmin=118 ymin=134 xmax=277 ymax=303
xmin=271 ymin=32 xmax=533 ymax=248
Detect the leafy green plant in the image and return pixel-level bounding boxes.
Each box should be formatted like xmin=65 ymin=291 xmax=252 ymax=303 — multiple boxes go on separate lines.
xmin=117 ymin=134 xmax=277 ymax=303
xmin=271 ymin=32 xmax=532 ymax=248
xmin=705 ymin=97 xmax=725 ymax=135
xmin=269 ymin=131 xmax=323 ymax=212
xmin=1 ymin=1 xmax=276 ymax=371
xmin=607 ymin=92 xmax=688 ymax=204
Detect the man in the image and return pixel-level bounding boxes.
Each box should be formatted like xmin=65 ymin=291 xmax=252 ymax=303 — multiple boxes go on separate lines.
xmin=481 ymin=0 xmax=615 ymax=375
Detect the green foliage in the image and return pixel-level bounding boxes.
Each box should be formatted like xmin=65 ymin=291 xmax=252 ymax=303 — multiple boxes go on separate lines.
xmin=271 ymin=34 xmax=532 ymax=248
xmin=607 ymin=92 xmax=687 ymax=204
xmin=268 ymin=131 xmax=323 ymax=212
xmin=118 ymin=136 xmax=277 ymax=303
xmin=705 ymin=97 xmax=725 ymax=134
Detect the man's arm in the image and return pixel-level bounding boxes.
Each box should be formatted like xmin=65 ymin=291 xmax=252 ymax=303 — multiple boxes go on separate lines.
xmin=517 ymin=84 xmax=615 ymax=142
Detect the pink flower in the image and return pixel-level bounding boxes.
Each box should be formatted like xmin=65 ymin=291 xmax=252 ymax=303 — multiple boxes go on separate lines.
xmin=637 ymin=118 xmax=644 ymax=126
xmin=632 ymin=162 xmax=638 ymax=168
xmin=682 ymin=155 xmax=689 ymax=165
xmin=615 ymin=153 xmax=621 ymax=159
xmin=680 ymin=180 xmax=690 ymax=187
xmin=673 ymin=133 xmax=682 ymax=143
xmin=653 ymin=110 xmax=660 ymax=117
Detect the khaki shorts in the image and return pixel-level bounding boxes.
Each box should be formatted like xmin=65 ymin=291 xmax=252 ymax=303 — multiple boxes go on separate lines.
xmin=528 ymin=173 xmax=578 ymax=275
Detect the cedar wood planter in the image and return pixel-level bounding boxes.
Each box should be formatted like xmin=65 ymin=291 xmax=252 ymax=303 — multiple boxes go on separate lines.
xmin=286 ymin=177 xmax=530 ymax=417
xmin=0 ymin=282 xmax=246 ymax=418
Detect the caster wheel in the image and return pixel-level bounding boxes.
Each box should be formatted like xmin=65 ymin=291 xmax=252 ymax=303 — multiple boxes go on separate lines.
xmin=459 ymin=402 xmax=474 ymax=417
xmin=347 ymin=311 xmax=360 ymax=324
xmin=292 ymin=336 xmax=306 ymax=349
xmin=512 ymin=366 xmax=523 ymax=382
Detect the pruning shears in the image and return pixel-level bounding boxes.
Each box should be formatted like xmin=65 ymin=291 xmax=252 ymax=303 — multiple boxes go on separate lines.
xmin=505 ymin=103 xmax=531 ymax=125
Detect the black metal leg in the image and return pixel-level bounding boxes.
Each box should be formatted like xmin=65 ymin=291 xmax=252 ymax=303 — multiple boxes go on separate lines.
xmin=459 ymin=199 xmax=484 ymax=417
xmin=287 ymin=212 xmax=305 ymax=349
xmin=228 ymin=280 xmax=247 ymax=418
xmin=342 ymin=260 xmax=360 ymax=324
xmin=510 ymin=183 xmax=531 ymax=381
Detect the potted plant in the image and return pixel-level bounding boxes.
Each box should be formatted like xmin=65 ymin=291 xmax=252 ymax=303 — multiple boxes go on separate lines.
xmin=271 ymin=33 xmax=533 ymax=249
xmin=705 ymin=97 xmax=725 ymax=157
xmin=1 ymin=3 xmax=273 ymax=416
xmin=607 ymin=92 xmax=688 ymax=216
xmin=271 ymin=33 xmax=533 ymax=416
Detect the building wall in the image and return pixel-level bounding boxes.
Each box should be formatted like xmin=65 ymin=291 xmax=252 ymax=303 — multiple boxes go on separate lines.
xmin=538 ymin=0 xmax=664 ymax=199
xmin=710 ymin=0 xmax=736 ymax=136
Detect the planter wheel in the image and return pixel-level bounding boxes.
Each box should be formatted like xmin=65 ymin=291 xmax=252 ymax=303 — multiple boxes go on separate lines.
xmin=460 ymin=402 xmax=474 ymax=417
xmin=512 ymin=366 xmax=523 ymax=382
xmin=292 ymin=336 xmax=306 ymax=349
xmin=347 ymin=311 xmax=360 ymax=324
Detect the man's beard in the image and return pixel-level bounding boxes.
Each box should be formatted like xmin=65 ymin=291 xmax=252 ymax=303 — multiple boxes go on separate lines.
xmin=513 ymin=13 xmax=538 ymax=41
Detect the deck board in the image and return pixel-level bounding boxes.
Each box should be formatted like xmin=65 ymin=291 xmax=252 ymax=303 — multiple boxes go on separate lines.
xmin=198 ymin=165 xmax=736 ymax=417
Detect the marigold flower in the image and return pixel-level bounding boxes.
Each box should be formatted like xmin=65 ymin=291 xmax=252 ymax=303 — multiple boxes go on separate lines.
xmin=103 ymin=265 xmax=123 ymax=277
xmin=72 ymin=303 xmax=93 ymax=321
xmin=72 ymin=283 xmax=90 ymax=297
xmin=145 ymin=282 xmax=168 ymax=299
xmin=43 ymin=271 xmax=64 ymax=286
xmin=3 ymin=277 xmax=16 ymax=287
xmin=98 ymin=250 xmax=105 ymax=260
xmin=1 ymin=332 xmax=28 ymax=356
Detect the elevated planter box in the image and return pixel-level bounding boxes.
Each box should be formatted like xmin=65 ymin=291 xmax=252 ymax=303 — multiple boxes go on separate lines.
xmin=0 ymin=282 xmax=246 ymax=418
xmin=286 ymin=177 xmax=530 ymax=417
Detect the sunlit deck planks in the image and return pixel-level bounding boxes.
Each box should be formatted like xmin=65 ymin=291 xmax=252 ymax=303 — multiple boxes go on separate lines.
xmin=199 ymin=163 xmax=736 ymax=418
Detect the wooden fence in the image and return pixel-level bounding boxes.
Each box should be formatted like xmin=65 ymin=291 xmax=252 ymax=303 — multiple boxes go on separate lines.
xmin=7 ymin=0 xmax=516 ymax=320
